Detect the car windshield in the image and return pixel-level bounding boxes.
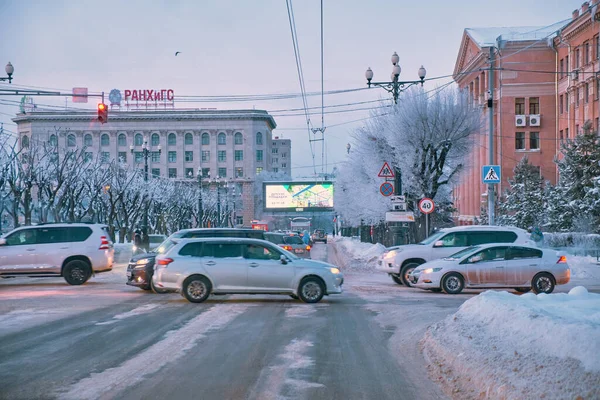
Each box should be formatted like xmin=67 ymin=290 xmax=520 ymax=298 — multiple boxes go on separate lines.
xmin=444 ymin=245 xmax=480 ymax=260
xmin=283 ymin=236 xmax=304 ymax=245
xmin=418 ymin=231 xmax=446 ymax=245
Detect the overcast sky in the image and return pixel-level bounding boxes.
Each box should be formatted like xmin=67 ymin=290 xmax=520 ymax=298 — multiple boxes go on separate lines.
xmin=0 ymin=0 xmax=578 ymax=178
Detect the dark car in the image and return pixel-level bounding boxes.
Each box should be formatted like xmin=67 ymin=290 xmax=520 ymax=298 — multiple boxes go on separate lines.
xmin=312 ymin=229 xmax=327 ymax=244
xmin=126 ymin=228 xmax=265 ymax=292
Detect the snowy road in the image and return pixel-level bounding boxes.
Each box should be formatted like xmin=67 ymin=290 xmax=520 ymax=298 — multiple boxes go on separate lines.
xmin=0 ymin=243 xmax=482 ymax=400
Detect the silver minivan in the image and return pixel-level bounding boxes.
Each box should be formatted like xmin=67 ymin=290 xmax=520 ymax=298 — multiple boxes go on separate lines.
xmin=152 ymin=238 xmax=343 ymax=303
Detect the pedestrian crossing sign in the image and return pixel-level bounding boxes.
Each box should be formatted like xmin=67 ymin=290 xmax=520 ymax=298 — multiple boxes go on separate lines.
xmin=482 ymin=165 xmax=501 ymax=184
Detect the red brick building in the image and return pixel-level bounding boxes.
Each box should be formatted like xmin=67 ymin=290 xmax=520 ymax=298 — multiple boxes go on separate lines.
xmin=452 ymin=22 xmax=567 ymax=224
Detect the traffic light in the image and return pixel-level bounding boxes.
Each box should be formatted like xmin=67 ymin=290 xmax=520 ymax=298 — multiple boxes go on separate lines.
xmin=97 ymin=103 xmax=108 ymax=124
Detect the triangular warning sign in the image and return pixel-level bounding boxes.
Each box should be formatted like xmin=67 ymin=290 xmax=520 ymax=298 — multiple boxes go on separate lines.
xmin=484 ymin=168 xmax=499 ymax=181
xmin=378 ymin=162 xmax=395 ymax=178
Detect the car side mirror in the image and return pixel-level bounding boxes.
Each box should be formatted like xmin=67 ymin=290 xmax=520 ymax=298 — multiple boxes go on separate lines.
xmin=433 ymin=240 xmax=444 ymax=248
xmin=280 ymin=255 xmax=288 ymax=265
xmin=0 ymin=238 xmax=6 ymax=246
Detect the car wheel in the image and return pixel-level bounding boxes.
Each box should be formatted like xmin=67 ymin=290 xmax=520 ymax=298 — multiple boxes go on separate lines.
xmin=289 ymin=294 xmax=299 ymax=300
xmin=63 ymin=260 xmax=91 ymax=285
xmin=400 ymin=262 xmax=421 ymax=287
xmin=151 ymin=278 xmax=169 ymax=294
xmin=515 ymin=287 xmax=531 ymax=293
xmin=391 ymin=274 xmax=404 ymax=285
xmin=531 ymin=272 xmax=555 ymax=294
xmin=298 ymin=277 xmax=325 ymax=303
xmin=442 ymin=272 xmax=464 ymax=294
xmin=182 ymin=276 xmax=211 ymax=303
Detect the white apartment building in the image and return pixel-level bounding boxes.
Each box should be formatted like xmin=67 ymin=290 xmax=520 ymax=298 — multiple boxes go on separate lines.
xmin=271 ymin=136 xmax=292 ymax=176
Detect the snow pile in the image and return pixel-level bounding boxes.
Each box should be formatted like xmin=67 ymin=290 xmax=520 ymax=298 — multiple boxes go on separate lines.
xmin=569 ymin=255 xmax=600 ymax=280
xmin=421 ymin=288 xmax=600 ymax=400
xmin=330 ymin=236 xmax=386 ymax=272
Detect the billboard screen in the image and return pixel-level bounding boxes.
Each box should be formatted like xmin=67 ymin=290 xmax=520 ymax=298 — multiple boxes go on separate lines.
xmin=263 ymin=181 xmax=334 ymax=211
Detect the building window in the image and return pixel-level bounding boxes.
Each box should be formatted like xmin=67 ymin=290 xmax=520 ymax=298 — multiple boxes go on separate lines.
xmin=67 ymin=134 xmax=76 ymax=147
xmin=134 ymin=152 xmax=143 ymax=163
xmin=202 ymin=150 xmax=210 ymax=162
xmin=273 ymin=167 xmax=279 ymax=172
xmin=168 ymin=168 xmax=177 ymax=178
xmin=151 ymin=151 xmax=160 ymax=163
xmin=256 ymin=167 xmax=263 ymax=174
xmin=49 ymin=134 xmax=57 ymax=147
xmin=272 ymin=148 xmax=278 ymax=153
xmin=576 ymin=48 xmax=580 ymax=68
xmin=528 ymin=97 xmax=539 ymax=114
xmin=185 ymin=132 xmax=193 ymax=145
xmin=101 ymin=134 xmax=110 ymax=146
xmin=576 ymin=124 xmax=579 ymax=135
xmin=282 ymin=163 xmax=286 ymax=168
xmin=565 ymin=128 xmax=569 ymax=139
xmin=529 ymin=132 xmax=540 ymax=150
xmin=84 ymin=134 xmax=92 ymax=147
xmin=218 ymin=167 xmax=227 ymax=178
xmin=559 ymin=59 xmax=564 ymax=78
xmin=256 ymin=150 xmax=263 ymax=161
xmin=168 ymin=151 xmax=177 ymax=163
xmin=235 ymin=150 xmax=243 ymax=161
xmin=515 ymin=98 xmax=525 ymax=114
xmin=515 ymin=132 xmax=525 ymax=150
xmin=586 ymin=42 xmax=590 ymax=64
xmin=234 ymin=132 xmax=243 ymax=144
xmin=168 ymin=133 xmax=176 ymax=146
xmin=218 ymin=132 xmax=226 ymax=145
xmin=201 ymin=133 xmax=210 ymax=145
xmin=218 ymin=150 xmax=226 ymax=162
xmin=586 ymin=83 xmax=590 ymax=103
xmin=576 ymin=88 xmax=580 ymax=107
xmin=559 ymin=95 xmax=563 ymax=114
xmin=235 ymin=167 xmax=243 ymax=178
xmin=597 ymin=79 xmax=600 ymax=100
xmin=185 ymin=167 xmax=194 ymax=178
xmin=282 ymin=152 xmax=287 ymax=158
xmin=135 ymin=133 xmax=143 ymax=146
xmin=566 ymin=92 xmax=569 ymax=112
xmin=152 ymin=168 xmax=160 ymax=178
xmin=202 ymin=167 xmax=210 ymax=178
xmin=272 ymin=158 xmax=278 ymax=163
xmin=21 ymin=135 xmax=29 ymax=148
xmin=596 ymin=118 xmax=599 ymax=131
xmin=256 ymin=132 xmax=263 ymax=145
xmin=236 ymin=216 xmax=244 ymax=226
xmin=84 ymin=152 xmax=93 ymax=163
xmin=596 ymin=35 xmax=600 ymax=60
xmin=101 ymin=152 xmax=110 ymax=163
xmin=559 ymin=130 xmax=563 ymax=142
xmin=185 ymin=151 xmax=193 ymax=162
xmin=118 ymin=152 xmax=127 ymax=162
xmin=151 ymin=133 xmax=160 ymax=146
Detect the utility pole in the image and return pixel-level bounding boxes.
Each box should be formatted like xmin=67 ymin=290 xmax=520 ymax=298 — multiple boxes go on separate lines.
xmin=487 ymin=46 xmax=495 ymax=225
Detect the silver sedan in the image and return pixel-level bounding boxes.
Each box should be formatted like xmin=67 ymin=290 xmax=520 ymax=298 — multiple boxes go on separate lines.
xmin=409 ymin=243 xmax=570 ymax=294
xmin=152 ymin=238 xmax=343 ymax=303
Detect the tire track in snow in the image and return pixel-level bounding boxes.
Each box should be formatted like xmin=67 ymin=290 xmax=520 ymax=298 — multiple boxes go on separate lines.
xmin=58 ymin=303 xmax=249 ymax=400
xmin=95 ymin=304 xmax=159 ymax=325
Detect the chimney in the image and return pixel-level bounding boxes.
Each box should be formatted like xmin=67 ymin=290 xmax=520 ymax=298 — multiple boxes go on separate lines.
xmin=582 ymin=2 xmax=589 ymax=12
xmin=573 ymin=9 xmax=580 ymax=19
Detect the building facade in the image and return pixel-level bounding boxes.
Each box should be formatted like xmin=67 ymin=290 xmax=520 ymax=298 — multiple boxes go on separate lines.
xmin=452 ymin=23 xmax=564 ymax=224
xmin=555 ymin=2 xmax=600 ymax=141
xmin=13 ymin=109 xmax=277 ymax=226
xmin=271 ymin=136 xmax=292 ymax=176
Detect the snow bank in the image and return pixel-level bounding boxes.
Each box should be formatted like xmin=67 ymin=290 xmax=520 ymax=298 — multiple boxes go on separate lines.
xmin=330 ymin=236 xmax=386 ymax=272
xmin=421 ymin=288 xmax=600 ymax=400
xmin=569 ymin=255 xmax=600 ymax=280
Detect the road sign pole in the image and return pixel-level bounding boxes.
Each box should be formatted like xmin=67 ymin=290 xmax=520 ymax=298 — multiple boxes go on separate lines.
xmin=426 ymin=213 xmax=429 ymax=238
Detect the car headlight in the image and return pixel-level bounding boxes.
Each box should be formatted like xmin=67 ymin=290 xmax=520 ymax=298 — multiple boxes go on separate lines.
xmin=134 ymin=258 xmax=151 ymax=268
xmin=330 ymin=267 xmax=340 ymax=274
xmin=423 ymin=267 xmax=443 ymax=274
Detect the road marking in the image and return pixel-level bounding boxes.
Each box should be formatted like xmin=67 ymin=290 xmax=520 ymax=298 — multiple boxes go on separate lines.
xmin=59 ymin=304 xmax=249 ymax=400
xmin=95 ymin=304 xmax=159 ymax=325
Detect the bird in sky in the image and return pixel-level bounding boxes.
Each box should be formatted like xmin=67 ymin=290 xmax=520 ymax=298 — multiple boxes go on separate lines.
xmin=175 ymin=51 xmax=181 ymax=56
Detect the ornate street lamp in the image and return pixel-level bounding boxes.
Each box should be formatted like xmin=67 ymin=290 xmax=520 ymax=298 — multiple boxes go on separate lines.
xmin=130 ymin=137 xmax=161 ymax=230
xmin=1 ymin=62 xmax=14 ymax=83
xmin=365 ymin=52 xmax=426 ymax=104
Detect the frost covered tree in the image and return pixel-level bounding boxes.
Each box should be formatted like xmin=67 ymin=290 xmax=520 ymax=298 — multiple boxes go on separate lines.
xmin=497 ymin=156 xmax=545 ymax=229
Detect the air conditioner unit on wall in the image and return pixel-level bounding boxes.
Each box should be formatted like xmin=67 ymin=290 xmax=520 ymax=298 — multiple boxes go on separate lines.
xmin=529 ymin=114 xmax=541 ymax=126
xmin=515 ymin=115 xmax=526 ymax=127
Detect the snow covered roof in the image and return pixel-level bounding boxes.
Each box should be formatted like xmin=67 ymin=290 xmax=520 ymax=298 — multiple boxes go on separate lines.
xmin=466 ymin=19 xmax=570 ymax=47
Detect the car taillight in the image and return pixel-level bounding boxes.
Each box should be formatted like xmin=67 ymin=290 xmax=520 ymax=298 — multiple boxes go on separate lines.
xmin=557 ymin=255 xmax=567 ymax=264
xmin=99 ymin=235 xmax=111 ymax=250
xmin=284 ymin=245 xmax=292 ymax=251
xmin=306 ymin=245 xmax=311 ymax=250
xmin=157 ymin=258 xmax=174 ymax=266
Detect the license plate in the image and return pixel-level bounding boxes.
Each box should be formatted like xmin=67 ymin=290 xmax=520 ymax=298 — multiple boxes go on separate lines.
xmin=126 ymin=271 xmax=132 ymax=278
xmin=295 ymin=249 xmax=303 ymax=253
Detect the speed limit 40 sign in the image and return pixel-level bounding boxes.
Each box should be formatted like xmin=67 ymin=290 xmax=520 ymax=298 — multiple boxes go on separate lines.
xmin=418 ymin=198 xmax=434 ymax=214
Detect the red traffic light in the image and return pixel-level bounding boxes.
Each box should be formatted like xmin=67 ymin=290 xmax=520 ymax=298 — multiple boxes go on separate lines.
xmin=97 ymin=103 xmax=108 ymax=124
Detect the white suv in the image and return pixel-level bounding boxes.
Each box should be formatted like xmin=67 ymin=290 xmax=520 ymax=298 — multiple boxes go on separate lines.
xmin=376 ymin=225 xmax=533 ymax=286
xmin=0 ymin=223 xmax=114 ymax=285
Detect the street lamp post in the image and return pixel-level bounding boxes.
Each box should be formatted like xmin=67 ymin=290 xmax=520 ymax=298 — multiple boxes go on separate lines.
xmin=365 ymin=52 xmax=426 ymax=104
xmin=130 ymin=138 xmax=161 ymax=229
xmin=0 ymin=62 xmax=14 ymax=83
xmin=216 ymin=177 xmax=221 ymax=228
xmin=197 ymin=167 xmax=204 ymax=227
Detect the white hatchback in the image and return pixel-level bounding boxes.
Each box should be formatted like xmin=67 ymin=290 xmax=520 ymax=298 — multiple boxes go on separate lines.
xmin=409 ymin=243 xmax=570 ymax=294
xmin=153 ymin=238 xmax=343 ymax=303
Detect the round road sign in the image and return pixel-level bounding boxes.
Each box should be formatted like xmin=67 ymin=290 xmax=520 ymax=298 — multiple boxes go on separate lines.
xmin=380 ymin=182 xmax=394 ymax=196
xmin=418 ymin=198 xmax=434 ymax=214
